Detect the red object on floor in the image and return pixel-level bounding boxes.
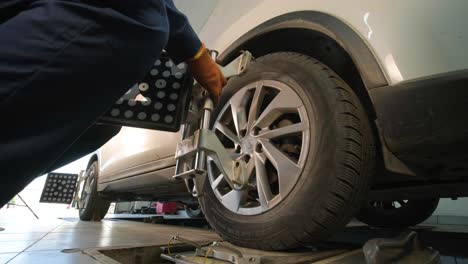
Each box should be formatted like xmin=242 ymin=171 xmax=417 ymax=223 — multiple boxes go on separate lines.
xmin=155 ymin=202 xmax=178 ymax=214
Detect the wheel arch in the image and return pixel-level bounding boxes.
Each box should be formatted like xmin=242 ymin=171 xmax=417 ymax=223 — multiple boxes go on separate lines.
xmin=217 ymin=11 xmax=388 ymax=120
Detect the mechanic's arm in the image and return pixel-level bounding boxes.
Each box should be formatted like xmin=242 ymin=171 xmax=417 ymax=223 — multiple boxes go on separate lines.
xmin=0 ymin=0 xmax=29 ymax=24
xmin=164 ymin=0 xmax=226 ymax=104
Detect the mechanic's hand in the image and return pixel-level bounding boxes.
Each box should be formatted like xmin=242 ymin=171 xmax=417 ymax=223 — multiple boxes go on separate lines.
xmin=188 ymin=43 xmax=226 ymax=105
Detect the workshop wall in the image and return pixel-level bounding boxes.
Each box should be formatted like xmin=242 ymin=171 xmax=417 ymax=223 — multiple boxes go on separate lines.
xmin=173 ymin=0 xmax=219 ymax=34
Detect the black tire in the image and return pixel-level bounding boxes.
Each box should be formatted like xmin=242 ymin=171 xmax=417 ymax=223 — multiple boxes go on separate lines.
xmin=357 ymin=198 xmax=439 ymax=228
xmin=185 ymin=204 xmax=203 ymax=218
xmin=199 ymin=52 xmax=376 ymax=250
xmin=79 ymin=161 xmax=111 ymax=221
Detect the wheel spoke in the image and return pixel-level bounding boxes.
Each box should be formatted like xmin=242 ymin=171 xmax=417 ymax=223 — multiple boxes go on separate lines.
xmin=77 ymin=196 xmax=85 ymax=209
xmin=221 ymin=190 xmax=246 ymax=212
xmin=259 ymin=122 xmax=307 ymax=139
xmin=211 ymin=174 xmax=224 ymax=190
xmin=260 ymin=139 xmax=300 ymax=196
xmin=247 ymin=82 xmax=265 ymax=130
xmin=397 ymin=200 xmax=406 ymax=207
xmin=82 ymin=191 xmax=89 ymax=208
xmin=253 ymin=88 xmax=303 ymax=129
xmin=214 ymin=122 xmax=239 ymax=145
xmin=229 ymin=89 xmax=249 ymax=136
xmin=243 ymin=158 xmax=256 ymax=183
xmin=84 ymin=178 xmax=94 ymax=193
xmin=254 ymin=154 xmax=273 ymax=209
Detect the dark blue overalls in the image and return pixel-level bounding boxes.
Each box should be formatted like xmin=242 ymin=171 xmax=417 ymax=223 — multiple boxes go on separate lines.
xmin=0 ymin=0 xmax=201 ymax=206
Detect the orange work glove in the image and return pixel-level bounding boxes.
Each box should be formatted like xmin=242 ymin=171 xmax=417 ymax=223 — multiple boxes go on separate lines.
xmin=188 ymin=43 xmax=226 ymax=105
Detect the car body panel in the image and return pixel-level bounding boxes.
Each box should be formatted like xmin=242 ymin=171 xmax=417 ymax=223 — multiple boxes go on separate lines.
xmin=97 ymin=165 xmax=187 ymax=197
xmin=199 ymin=0 xmax=468 ymax=85
xmin=98 ymin=127 xmax=180 ymax=182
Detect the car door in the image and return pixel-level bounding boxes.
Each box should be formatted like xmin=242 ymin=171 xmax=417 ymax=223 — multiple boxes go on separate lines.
xmin=98 ymin=126 xmax=180 ymax=180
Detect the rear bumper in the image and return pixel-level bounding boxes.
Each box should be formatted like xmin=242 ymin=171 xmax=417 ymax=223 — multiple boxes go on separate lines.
xmin=370 ymin=70 xmax=468 ymax=167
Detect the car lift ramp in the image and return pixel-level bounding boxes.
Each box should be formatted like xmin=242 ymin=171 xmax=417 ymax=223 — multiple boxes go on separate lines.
xmin=81 ymin=231 xmax=440 ymax=264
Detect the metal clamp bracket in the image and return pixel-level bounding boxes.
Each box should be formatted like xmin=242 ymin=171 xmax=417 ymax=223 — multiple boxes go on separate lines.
xmin=173 ymin=97 xmax=242 ymax=197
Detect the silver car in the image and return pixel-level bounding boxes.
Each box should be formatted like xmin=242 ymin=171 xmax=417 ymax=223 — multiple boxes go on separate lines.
xmin=75 ymin=0 xmax=468 ymax=250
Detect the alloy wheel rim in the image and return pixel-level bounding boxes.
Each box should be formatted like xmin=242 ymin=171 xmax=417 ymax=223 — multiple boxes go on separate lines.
xmin=79 ymin=167 xmax=95 ymax=211
xmin=208 ymin=80 xmax=310 ymax=215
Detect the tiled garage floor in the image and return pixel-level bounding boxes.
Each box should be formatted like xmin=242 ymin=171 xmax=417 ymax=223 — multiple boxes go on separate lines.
xmin=0 ymin=217 xmax=218 ymax=264
xmin=3 ymin=213 xmax=468 ymax=263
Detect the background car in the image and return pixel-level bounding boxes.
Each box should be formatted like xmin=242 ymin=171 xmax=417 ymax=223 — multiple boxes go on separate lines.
xmin=77 ymin=0 xmax=468 ymax=250
xmin=77 ymin=127 xmax=195 ymax=221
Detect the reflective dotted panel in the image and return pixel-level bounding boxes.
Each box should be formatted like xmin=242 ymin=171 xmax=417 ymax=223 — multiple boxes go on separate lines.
xmin=99 ymin=54 xmax=193 ymax=132
xmin=39 ymin=173 xmax=78 ymax=204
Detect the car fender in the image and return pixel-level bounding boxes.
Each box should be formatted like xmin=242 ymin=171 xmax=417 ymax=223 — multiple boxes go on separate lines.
xmin=200 ymin=0 xmax=468 ymax=85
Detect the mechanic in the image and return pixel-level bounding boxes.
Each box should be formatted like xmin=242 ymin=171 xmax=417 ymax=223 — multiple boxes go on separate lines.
xmin=0 ymin=0 xmax=226 ymax=207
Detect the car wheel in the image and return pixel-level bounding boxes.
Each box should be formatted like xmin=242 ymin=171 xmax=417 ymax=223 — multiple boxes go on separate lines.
xmin=78 ymin=161 xmax=110 ymax=221
xmin=199 ymin=52 xmax=376 ymax=250
xmin=357 ymin=198 xmax=439 ymax=228
xmin=185 ymin=204 xmax=203 ymax=218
